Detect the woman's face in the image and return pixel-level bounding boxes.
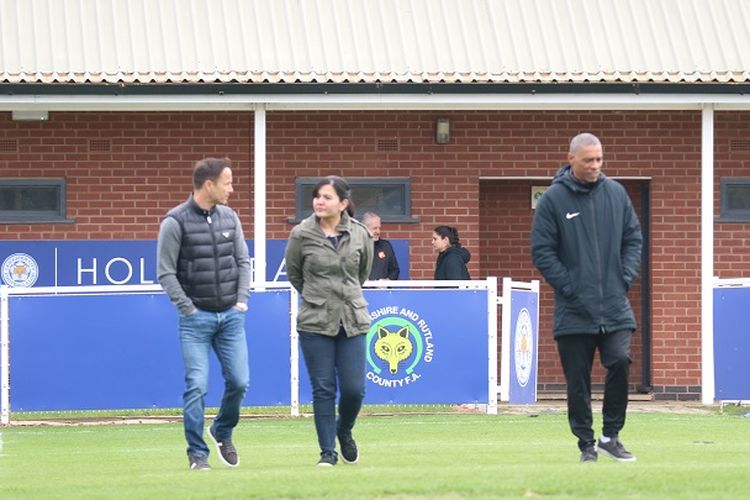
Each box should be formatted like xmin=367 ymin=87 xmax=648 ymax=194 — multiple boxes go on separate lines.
xmin=432 ymin=232 xmax=450 ymax=253
xmin=313 ymin=184 xmax=348 ymax=220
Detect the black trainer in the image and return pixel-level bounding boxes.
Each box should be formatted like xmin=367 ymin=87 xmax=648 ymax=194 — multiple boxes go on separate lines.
xmin=579 ymin=446 xmax=598 ymax=462
xmin=337 ymin=430 xmax=359 ymax=464
xmin=317 ymin=450 xmax=338 ymax=467
xmin=208 ymin=426 xmax=240 ymax=467
xmin=188 ymin=454 xmax=211 ymax=471
xmin=597 ymin=438 xmax=636 ymax=462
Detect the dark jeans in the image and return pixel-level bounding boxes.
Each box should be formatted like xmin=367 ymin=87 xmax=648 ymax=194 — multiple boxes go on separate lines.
xmin=178 ymin=307 xmax=249 ymax=458
xmin=299 ymin=327 xmax=366 ymax=454
xmin=556 ymin=329 xmax=632 ymax=451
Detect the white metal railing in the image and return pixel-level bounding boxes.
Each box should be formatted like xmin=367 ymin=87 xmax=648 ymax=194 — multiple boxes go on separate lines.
xmin=713 ymin=277 xmax=750 ymax=288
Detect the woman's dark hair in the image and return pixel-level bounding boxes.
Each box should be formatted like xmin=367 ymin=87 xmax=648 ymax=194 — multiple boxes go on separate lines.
xmin=434 ymin=225 xmax=460 ymax=246
xmin=193 ymin=157 xmax=232 ymax=189
xmin=312 ymin=175 xmax=355 ymax=217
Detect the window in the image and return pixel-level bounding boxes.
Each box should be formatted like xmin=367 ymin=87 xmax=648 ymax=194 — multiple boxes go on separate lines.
xmin=720 ymin=178 xmax=750 ymax=221
xmin=294 ymin=177 xmax=416 ymax=223
xmin=0 ymin=179 xmax=68 ymax=223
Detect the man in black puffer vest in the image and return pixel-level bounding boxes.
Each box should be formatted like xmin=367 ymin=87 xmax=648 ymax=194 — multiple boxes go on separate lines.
xmin=157 ymin=157 xmax=251 ymax=471
xmin=532 ymin=133 xmax=642 ymax=464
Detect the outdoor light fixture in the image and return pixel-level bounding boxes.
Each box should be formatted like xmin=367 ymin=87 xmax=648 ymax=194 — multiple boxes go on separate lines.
xmin=435 ymin=117 xmax=450 ymax=144
xmin=12 ymin=110 xmax=49 ymax=121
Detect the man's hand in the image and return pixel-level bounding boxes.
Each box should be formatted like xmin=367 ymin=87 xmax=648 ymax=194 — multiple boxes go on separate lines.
xmin=234 ymin=302 xmax=248 ymax=312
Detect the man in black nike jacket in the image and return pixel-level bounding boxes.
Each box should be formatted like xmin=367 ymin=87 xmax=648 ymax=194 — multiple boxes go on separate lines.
xmin=531 ymin=133 xmax=642 ymax=463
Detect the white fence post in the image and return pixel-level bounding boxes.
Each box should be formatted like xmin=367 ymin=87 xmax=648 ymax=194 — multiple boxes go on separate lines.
xmin=1 ymin=286 xmax=10 ymax=425
xmin=487 ymin=276 xmax=498 ymax=414
xmin=289 ymin=287 xmax=300 ymax=417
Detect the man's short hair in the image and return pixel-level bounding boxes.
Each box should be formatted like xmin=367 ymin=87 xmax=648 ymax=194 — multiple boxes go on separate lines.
xmin=569 ymin=133 xmax=602 ymax=154
xmin=360 ymin=212 xmax=380 ymax=225
xmin=193 ymin=157 xmax=232 ymax=189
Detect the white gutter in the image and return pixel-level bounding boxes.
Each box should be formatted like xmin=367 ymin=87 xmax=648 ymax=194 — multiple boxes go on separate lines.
xmin=253 ymin=104 xmax=267 ymax=291
xmin=1 ymin=93 xmax=750 ymax=111
xmin=701 ymin=105 xmax=715 ymax=405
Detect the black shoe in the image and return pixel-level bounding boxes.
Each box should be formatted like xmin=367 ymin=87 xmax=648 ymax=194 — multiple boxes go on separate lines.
xmin=316 ymin=450 xmax=338 ymax=467
xmin=579 ymin=446 xmax=598 ymax=462
xmin=188 ymin=453 xmax=211 ymax=471
xmin=208 ymin=426 xmax=240 ymax=467
xmin=597 ymin=438 xmax=637 ymax=462
xmin=337 ymin=430 xmax=359 ymax=464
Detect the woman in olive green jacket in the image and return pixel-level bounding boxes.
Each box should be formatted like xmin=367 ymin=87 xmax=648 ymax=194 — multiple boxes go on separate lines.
xmin=284 ymin=176 xmax=373 ymax=467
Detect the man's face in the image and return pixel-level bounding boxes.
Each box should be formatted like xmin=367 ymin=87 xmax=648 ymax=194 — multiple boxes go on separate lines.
xmin=207 ymin=167 xmax=234 ymax=205
xmin=568 ymin=144 xmax=603 ymax=183
xmin=366 ymin=217 xmax=381 ymax=241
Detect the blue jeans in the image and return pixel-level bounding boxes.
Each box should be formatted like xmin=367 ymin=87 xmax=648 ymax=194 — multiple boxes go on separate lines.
xmin=299 ymin=327 xmax=366 ymax=454
xmin=179 ymin=307 xmax=249 ymax=458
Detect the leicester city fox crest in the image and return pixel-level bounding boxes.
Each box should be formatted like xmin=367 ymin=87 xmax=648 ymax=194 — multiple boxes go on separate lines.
xmin=366 ymin=307 xmax=435 ymax=388
xmin=373 ymin=326 xmax=413 ymax=374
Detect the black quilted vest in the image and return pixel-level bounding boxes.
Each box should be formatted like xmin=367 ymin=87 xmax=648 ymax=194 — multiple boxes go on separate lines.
xmin=167 ymin=198 xmax=240 ymax=312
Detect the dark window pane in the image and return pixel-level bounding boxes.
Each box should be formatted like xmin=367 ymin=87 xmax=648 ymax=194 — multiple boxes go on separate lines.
xmin=352 ymin=185 xmax=405 ymax=216
xmin=0 ymin=186 xmax=58 ymax=211
xmin=727 ymin=185 xmax=750 ymax=210
xmin=0 ymin=188 xmax=15 ymax=210
xmin=0 ymin=180 xmax=66 ymax=222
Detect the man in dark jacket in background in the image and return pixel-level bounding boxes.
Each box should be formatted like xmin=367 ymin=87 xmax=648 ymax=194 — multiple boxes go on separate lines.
xmin=531 ymin=133 xmax=642 ymax=463
xmin=157 ymin=157 xmax=251 ymax=471
xmin=362 ymin=212 xmax=400 ymax=280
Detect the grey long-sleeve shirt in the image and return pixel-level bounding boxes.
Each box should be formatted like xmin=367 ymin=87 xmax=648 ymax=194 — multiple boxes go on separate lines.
xmin=157 ymin=212 xmax=251 ymax=315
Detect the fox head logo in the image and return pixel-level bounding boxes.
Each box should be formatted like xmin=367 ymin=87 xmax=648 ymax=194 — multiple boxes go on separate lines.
xmin=374 ymin=326 xmax=413 ymax=374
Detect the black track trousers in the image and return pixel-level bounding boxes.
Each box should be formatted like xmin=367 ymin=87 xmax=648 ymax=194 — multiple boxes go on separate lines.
xmin=556 ymin=329 xmax=632 ymax=451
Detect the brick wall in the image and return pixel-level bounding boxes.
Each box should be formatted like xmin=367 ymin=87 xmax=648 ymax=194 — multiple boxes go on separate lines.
xmin=0 ymin=112 xmax=252 ymax=240
xmin=715 ymin=112 xmax=750 ymax=276
xmin=3 ymin=109 xmax=749 ymax=400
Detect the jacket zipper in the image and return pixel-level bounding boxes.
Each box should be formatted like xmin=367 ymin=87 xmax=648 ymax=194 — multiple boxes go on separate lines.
xmin=207 ymin=212 xmax=222 ymax=302
xmin=589 ymin=192 xmax=606 ymax=333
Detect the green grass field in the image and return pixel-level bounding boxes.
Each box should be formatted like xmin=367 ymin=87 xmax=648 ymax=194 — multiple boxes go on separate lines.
xmin=1 ymin=409 xmax=749 ymax=499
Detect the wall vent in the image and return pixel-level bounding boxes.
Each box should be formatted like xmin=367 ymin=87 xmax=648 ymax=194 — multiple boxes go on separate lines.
xmin=89 ymin=139 xmax=112 ymax=152
xmin=377 ymin=139 xmax=399 ymax=152
xmin=731 ymin=140 xmax=750 ymax=152
xmin=0 ymin=139 xmax=18 ymax=152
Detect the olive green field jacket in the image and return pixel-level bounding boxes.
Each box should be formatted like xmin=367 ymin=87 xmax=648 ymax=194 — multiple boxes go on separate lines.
xmin=284 ymin=213 xmax=374 ymax=337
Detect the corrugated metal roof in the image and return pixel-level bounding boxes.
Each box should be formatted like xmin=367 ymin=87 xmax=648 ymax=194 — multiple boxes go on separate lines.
xmin=1 ymin=0 xmax=748 ymax=85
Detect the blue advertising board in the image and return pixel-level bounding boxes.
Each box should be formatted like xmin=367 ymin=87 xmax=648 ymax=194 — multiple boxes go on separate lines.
xmin=9 ymin=290 xmax=292 ymax=410
xmin=2 ymin=241 xmax=496 ymax=412
xmin=0 ymin=239 xmax=409 ymax=286
xmin=298 ymin=288 xmax=489 ymax=405
xmin=713 ymin=286 xmax=750 ymax=400
xmin=508 ymin=289 xmax=538 ymax=404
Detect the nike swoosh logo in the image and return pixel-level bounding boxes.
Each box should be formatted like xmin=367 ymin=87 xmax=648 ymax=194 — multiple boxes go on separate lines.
xmin=565 ymin=212 xmax=580 ymax=220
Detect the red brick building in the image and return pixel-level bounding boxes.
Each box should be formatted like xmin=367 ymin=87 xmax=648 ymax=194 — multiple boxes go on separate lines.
xmin=2 ymin=1 xmax=749 ymax=401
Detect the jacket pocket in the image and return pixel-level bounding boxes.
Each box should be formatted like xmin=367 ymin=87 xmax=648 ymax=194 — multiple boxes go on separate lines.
xmin=301 ymin=291 xmax=327 ymax=306
xmin=349 ymin=296 xmax=371 ymax=331
xmin=299 ymin=295 xmax=328 ymax=328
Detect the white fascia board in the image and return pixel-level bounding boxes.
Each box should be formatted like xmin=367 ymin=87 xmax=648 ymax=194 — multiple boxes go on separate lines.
xmin=1 ymin=93 xmax=750 ymax=111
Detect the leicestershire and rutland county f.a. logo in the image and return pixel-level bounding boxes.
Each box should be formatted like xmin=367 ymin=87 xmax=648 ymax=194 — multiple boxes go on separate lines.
xmin=1 ymin=253 xmax=40 ymax=288
xmin=514 ymin=307 xmax=534 ymax=388
xmin=366 ymin=306 xmax=435 ymax=388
